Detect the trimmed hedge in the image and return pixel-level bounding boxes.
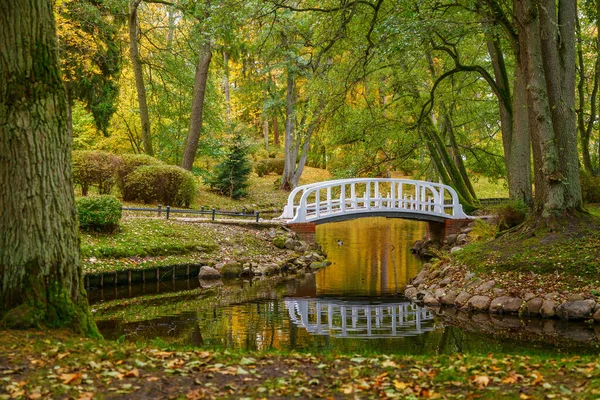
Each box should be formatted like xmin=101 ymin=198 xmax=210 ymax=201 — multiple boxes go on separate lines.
xmin=72 ymin=150 xmax=121 ymax=196
xmin=254 ymin=158 xmax=285 ymax=177
xmin=124 ymin=164 xmax=196 ymax=207
xmin=77 ymin=195 xmax=122 ymax=232
xmin=116 ymin=154 xmax=164 ymax=201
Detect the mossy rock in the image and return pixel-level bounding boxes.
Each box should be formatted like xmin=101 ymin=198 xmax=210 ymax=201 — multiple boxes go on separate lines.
xmin=273 ymin=236 xmax=287 ymax=249
xmin=309 ymin=260 xmax=332 ymax=270
xmin=221 ymin=262 xmax=243 ymax=278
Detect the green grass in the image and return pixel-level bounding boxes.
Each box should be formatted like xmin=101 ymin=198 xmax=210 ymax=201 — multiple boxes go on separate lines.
xmin=470 ymin=175 xmax=509 ymax=199
xmin=80 ymin=218 xmax=217 ymax=259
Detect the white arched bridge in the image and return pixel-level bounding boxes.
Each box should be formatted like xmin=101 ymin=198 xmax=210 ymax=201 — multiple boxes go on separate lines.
xmin=279 ymin=178 xmax=469 ymax=225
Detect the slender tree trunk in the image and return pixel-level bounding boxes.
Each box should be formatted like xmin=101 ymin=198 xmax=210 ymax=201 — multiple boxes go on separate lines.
xmin=128 ymin=0 xmax=154 ymax=156
xmin=576 ymin=5 xmax=599 ymax=176
xmin=167 ymin=5 xmax=175 ymax=49
xmin=0 ymin=0 xmax=98 ymax=335
xmin=280 ymin=66 xmax=297 ymax=190
xmin=182 ymin=42 xmax=212 ymax=171
xmin=263 ymin=118 xmax=269 ymax=151
xmin=223 ymin=50 xmax=231 ymax=125
xmin=273 ymin=116 xmax=280 ymax=146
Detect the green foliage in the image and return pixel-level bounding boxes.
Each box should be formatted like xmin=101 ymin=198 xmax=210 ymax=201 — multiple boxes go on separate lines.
xmin=580 ymin=170 xmax=600 ymax=203
xmin=492 ymin=200 xmax=529 ymax=231
xmin=116 ymin=154 xmax=164 ymax=201
xmin=207 ymin=133 xmax=252 ymax=199
xmin=76 ymin=195 xmax=122 ymax=232
xmin=72 ymin=150 xmax=121 ymax=196
xmin=254 ymin=158 xmax=285 ymax=177
xmin=124 ymin=164 xmax=197 ymax=207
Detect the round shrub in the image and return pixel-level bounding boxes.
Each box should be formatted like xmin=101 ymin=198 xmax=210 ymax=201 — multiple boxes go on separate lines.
xmin=77 ymin=195 xmax=122 ymax=232
xmin=116 ymin=154 xmax=164 ymax=201
xmin=254 ymin=158 xmax=285 ymax=177
xmin=124 ymin=164 xmax=197 ymax=207
xmin=72 ymin=150 xmax=121 ymax=196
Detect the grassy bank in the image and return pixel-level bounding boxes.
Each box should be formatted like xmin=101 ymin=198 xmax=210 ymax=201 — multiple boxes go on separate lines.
xmin=454 ymin=210 xmax=600 ymax=299
xmin=80 ymin=218 xmax=292 ymax=275
xmin=1 ymin=329 xmax=599 ymax=399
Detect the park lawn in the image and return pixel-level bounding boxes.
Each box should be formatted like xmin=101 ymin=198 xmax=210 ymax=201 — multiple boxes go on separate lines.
xmin=80 ymin=218 xmax=290 ymax=275
xmin=1 ymin=329 xmax=599 ymax=399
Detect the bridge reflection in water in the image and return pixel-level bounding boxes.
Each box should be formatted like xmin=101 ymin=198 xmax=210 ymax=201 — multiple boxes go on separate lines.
xmin=285 ymin=298 xmax=436 ymax=338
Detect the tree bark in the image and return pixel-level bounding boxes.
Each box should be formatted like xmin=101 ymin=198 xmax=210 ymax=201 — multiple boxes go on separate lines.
xmin=128 ymin=0 xmax=154 ymax=156
xmin=280 ymin=65 xmax=297 ymax=190
xmin=0 ymin=0 xmax=98 ymax=335
xmin=181 ymin=42 xmax=212 ymax=171
xmin=576 ymin=4 xmax=599 ymax=176
xmin=223 ymin=50 xmax=231 ymax=125
xmin=273 ymin=116 xmax=280 ymax=146
xmin=486 ymin=34 xmax=533 ymax=205
xmin=516 ymin=0 xmax=582 ymax=216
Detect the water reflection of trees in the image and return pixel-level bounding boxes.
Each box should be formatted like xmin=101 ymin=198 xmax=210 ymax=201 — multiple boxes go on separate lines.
xmin=315 ymin=218 xmax=426 ymax=296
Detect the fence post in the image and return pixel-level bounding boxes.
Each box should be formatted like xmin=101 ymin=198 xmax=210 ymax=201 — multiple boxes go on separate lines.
xmin=157 ymin=204 xmax=162 ymax=217
xmin=255 ymin=211 xmax=260 ymax=223
xmin=166 ymin=205 xmax=170 ymax=220
xmin=212 ymin=208 xmax=216 ymax=221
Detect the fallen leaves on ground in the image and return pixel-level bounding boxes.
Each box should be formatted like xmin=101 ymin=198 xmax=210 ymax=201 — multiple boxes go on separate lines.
xmin=1 ymin=330 xmax=599 ymax=399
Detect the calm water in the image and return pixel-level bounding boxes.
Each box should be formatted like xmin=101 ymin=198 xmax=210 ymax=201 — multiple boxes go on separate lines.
xmin=93 ymin=218 xmax=600 ymax=354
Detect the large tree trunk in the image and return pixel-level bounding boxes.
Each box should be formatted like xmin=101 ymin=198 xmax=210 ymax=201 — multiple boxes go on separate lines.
xmin=516 ymin=0 xmax=582 ymax=216
xmin=486 ymin=35 xmax=533 ymax=205
xmin=181 ymin=42 xmax=212 ymax=171
xmin=0 ymin=0 xmax=98 ymax=335
xmin=129 ymin=0 xmax=154 ymax=156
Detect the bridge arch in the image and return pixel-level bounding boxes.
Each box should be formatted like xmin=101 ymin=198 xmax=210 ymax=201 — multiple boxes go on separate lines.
xmin=280 ymin=178 xmax=469 ymax=224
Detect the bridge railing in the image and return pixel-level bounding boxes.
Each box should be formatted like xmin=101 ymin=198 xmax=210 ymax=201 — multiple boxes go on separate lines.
xmin=285 ymin=298 xmax=436 ymax=338
xmin=280 ymin=178 xmax=467 ymax=223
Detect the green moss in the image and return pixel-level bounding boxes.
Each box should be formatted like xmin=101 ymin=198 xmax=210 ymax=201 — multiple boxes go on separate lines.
xmin=273 ymin=236 xmax=286 ymax=249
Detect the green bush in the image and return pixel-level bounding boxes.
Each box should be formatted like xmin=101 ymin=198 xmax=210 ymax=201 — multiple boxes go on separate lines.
xmin=77 ymin=195 xmax=122 ymax=232
xmin=492 ymin=200 xmax=528 ymax=230
xmin=72 ymin=150 xmax=121 ymax=196
xmin=254 ymin=158 xmax=285 ymax=177
xmin=581 ymin=171 xmax=600 ymax=203
xmin=116 ymin=154 xmax=164 ymax=201
xmin=124 ymin=164 xmax=196 ymax=207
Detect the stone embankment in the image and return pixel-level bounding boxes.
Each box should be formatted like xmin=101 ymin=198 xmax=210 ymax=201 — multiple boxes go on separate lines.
xmin=197 ymin=230 xmax=330 ymax=284
xmin=406 ymin=224 xmax=600 ymax=323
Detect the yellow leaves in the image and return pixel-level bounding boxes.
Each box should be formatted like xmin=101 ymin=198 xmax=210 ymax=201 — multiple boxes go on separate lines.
xmin=393 ymin=380 xmax=407 ymax=390
xmin=531 ymin=372 xmax=544 ymax=386
xmin=502 ymin=372 xmax=524 ymax=384
xmin=124 ymin=368 xmax=140 ymax=378
xmin=470 ymin=375 xmax=490 ymax=389
xmin=59 ymin=372 xmax=82 ymax=385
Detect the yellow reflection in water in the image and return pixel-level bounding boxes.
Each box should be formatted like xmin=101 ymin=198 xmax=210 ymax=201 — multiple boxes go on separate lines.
xmin=315 ymin=217 xmax=426 ymax=297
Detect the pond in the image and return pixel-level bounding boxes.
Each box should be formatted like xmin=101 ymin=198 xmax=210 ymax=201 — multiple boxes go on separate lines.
xmin=91 ymin=217 xmax=600 ymax=355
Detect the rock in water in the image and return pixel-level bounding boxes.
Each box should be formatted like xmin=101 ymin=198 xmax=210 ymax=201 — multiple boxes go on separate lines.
xmin=198 ymin=266 xmax=221 ymax=280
